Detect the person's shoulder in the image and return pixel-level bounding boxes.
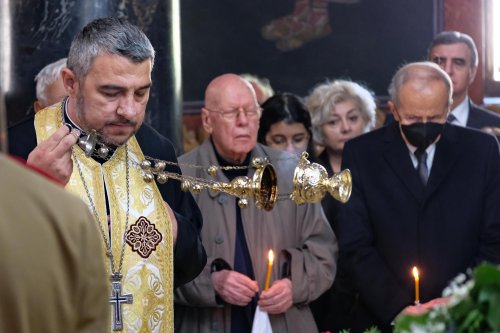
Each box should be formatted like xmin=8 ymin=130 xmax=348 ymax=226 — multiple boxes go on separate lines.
xmin=446 ymin=125 xmax=499 ymax=158
xmin=260 ymin=144 xmax=298 ymax=166
xmin=470 ymin=103 xmax=500 ymax=118
xmin=7 ymin=116 xmax=37 ymax=159
xmin=260 ymin=144 xmax=294 ymax=159
xmin=178 ymin=149 xmax=193 ymax=164
xmin=2 ymin=154 xmax=50 ymax=186
xmin=136 ymin=123 xmax=172 ymax=145
xmin=453 ymin=123 xmax=498 ymax=144
xmin=256 ymin=145 xmax=299 ymax=182
xmin=136 ymin=123 xmax=177 ymax=158
xmin=344 ymin=124 xmax=387 ymax=148
xmin=178 ymin=141 xmax=207 ymax=163
xmin=469 ymin=104 xmax=500 ymax=127
xmin=8 ymin=115 xmax=35 ymax=131
xmin=0 ymin=155 xmax=90 ymax=217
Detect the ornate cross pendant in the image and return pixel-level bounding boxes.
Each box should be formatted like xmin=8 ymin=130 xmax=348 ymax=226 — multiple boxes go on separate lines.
xmin=109 ymin=274 xmax=133 ymax=331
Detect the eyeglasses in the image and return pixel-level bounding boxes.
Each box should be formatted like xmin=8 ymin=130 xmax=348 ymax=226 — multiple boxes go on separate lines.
xmin=205 ymin=107 xmax=262 ymax=121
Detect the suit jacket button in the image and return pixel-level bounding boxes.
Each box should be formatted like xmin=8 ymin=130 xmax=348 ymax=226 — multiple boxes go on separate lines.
xmin=217 ymin=193 xmax=228 ymax=204
xmin=215 ymin=235 xmax=224 ymax=244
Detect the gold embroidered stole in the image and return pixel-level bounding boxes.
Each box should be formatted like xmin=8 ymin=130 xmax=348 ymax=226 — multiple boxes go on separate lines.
xmin=35 ymin=105 xmax=174 ymax=332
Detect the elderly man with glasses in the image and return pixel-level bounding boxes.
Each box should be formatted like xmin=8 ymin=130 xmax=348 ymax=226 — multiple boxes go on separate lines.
xmin=174 ymin=73 xmax=337 ymax=333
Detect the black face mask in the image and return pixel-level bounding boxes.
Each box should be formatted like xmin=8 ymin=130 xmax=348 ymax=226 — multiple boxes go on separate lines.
xmin=400 ymin=122 xmax=444 ymax=150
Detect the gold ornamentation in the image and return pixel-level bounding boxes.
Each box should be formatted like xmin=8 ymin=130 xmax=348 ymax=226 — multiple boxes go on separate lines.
xmin=291 ymin=152 xmax=352 ymax=205
xmin=238 ymin=198 xmax=248 ymax=209
xmin=138 ymin=153 xmax=351 ymax=210
xmin=181 ymin=159 xmax=278 ymax=211
xmin=140 ymin=157 xmax=277 ymax=211
xmin=156 ymin=173 xmax=168 ymax=184
xmin=126 ymin=216 xmax=163 ymax=258
xmin=143 ymin=172 xmax=154 ymax=183
xmin=153 ymin=161 xmax=166 ymax=172
xmin=207 ymin=165 xmax=218 ymax=176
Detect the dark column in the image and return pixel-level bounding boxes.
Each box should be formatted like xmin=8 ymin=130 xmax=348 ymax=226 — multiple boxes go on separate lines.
xmin=145 ymin=0 xmax=183 ymax=154
xmin=0 ymin=0 xmax=181 ymax=152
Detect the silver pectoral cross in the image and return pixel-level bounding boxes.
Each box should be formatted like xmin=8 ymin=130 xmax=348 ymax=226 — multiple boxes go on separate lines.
xmin=109 ymin=274 xmax=133 ymax=331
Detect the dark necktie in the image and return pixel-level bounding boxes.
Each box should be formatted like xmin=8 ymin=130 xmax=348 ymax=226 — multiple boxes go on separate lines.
xmin=448 ymin=113 xmax=457 ymax=124
xmin=414 ymin=148 xmax=428 ymax=185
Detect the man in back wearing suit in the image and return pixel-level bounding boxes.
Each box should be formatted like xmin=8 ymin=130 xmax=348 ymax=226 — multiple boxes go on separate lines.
xmin=427 ymin=31 xmax=500 ymax=129
xmin=335 ymin=62 xmax=500 ymax=332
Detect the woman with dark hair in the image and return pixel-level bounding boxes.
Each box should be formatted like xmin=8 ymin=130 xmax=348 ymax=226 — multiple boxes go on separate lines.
xmin=258 ymin=92 xmax=314 ymax=157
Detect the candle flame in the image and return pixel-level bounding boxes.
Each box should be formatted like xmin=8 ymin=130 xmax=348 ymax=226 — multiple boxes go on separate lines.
xmin=412 ymin=266 xmax=419 ymax=280
xmin=268 ymin=250 xmax=274 ymax=263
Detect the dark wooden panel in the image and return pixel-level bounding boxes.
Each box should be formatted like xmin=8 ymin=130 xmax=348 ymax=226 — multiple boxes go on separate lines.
xmin=444 ymin=0 xmax=484 ymax=104
xmin=181 ymin=0 xmax=440 ymax=101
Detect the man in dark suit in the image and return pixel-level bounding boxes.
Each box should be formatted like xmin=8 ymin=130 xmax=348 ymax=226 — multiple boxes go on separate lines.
xmin=336 ymin=61 xmax=500 ymax=332
xmin=428 ymin=31 xmax=500 ymax=129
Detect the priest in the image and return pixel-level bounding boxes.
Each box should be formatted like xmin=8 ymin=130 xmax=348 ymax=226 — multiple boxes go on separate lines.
xmin=8 ymin=17 xmax=206 ymax=332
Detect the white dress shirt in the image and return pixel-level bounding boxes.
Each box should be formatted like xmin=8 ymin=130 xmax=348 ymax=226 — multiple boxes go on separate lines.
xmin=448 ymin=97 xmax=469 ymax=127
xmin=407 ymin=143 xmax=437 ymax=172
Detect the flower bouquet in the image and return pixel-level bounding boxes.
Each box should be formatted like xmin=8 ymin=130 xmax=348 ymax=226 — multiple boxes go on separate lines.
xmin=394 ymin=263 xmax=500 ymax=333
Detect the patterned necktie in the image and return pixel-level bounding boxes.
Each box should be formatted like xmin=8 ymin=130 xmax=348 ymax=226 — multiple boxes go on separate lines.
xmin=414 ymin=148 xmax=429 ymax=185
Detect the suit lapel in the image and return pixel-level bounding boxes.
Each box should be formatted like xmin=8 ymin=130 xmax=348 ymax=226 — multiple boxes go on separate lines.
xmin=466 ymin=101 xmax=480 ymax=128
xmin=382 ymin=123 xmax=425 ymax=200
xmin=423 ymin=124 xmax=459 ymax=201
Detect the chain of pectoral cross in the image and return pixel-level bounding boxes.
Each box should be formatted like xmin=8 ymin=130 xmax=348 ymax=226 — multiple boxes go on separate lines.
xmin=73 ymin=144 xmax=133 ymax=331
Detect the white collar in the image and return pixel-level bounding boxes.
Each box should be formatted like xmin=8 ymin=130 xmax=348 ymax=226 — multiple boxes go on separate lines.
xmin=406 ymin=142 xmax=437 ymax=170
xmin=449 ymin=97 xmax=469 ymax=127
xmin=63 ymin=97 xmax=85 ymax=132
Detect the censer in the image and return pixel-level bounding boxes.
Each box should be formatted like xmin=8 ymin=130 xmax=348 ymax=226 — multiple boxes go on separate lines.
xmin=139 ymin=152 xmax=351 ymax=209
xmin=140 ymin=157 xmax=279 ymax=211
xmin=290 ymin=152 xmax=352 ymax=205
xmin=77 ymin=130 xmax=112 ymax=159
xmin=73 ymin=132 xmax=351 ymax=210
xmin=70 ymin=130 xmax=277 ymax=210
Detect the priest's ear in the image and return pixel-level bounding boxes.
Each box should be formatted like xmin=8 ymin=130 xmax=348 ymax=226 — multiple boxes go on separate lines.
xmin=34 ymin=100 xmax=43 ymax=113
xmin=61 ymin=68 xmax=78 ymax=96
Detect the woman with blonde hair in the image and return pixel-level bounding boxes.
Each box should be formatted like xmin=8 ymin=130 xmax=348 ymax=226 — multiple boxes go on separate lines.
xmin=306 ymin=79 xmax=377 ymax=176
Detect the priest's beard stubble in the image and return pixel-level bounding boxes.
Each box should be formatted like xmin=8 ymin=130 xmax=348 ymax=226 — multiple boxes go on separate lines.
xmin=75 ymin=92 xmax=139 ymax=148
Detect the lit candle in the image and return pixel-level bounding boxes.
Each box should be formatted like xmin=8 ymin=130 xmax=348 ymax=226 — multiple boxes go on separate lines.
xmin=264 ymin=250 xmax=274 ymax=290
xmin=412 ymin=266 xmax=420 ymax=305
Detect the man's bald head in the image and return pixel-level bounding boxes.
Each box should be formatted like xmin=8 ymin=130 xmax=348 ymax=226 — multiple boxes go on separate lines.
xmin=205 ymin=74 xmax=257 ymax=109
xmin=202 ymin=74 xmax=261 ymax=163
xmin=388 ymin=62 xmax=453 ymax=108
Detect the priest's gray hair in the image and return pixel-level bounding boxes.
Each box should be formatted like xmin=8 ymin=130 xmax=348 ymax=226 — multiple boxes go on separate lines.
xmin=388 ymin=61 xmax=453 ymax=108
xmin=35 ymin=58 xmax=67 ymax=105
xmin=67 ymin=17 xmax=155 ymax=80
